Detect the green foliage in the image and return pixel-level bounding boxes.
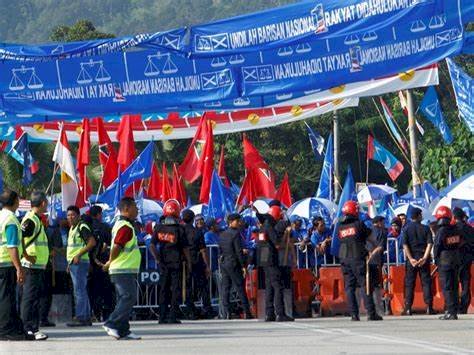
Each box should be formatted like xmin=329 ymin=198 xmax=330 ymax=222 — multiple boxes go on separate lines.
xmin=50 ymin=20 xmax=115 ymax=42
xmin=0 ymin=2 xmax=472 ymax=200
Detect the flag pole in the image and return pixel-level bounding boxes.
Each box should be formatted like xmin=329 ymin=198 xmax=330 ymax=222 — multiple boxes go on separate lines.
xmin=406 ymin=89 xmax=421 ymax=197
xmin=366 ymin=158 xmax=369 ymax=184
xmin=333 ymin=110 xmax=340 ymax=201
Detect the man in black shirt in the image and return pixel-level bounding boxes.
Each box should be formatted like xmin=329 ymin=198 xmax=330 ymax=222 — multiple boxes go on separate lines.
xmin=256 ymin=200 xmax=294 ymax=322
xmin=182 ymin=209 xmax=213 ymax=319
xmin=218 ymin=213 xmax=252 ymax=319
xmin=434 ymin=206 xmax=465 ymax=320
xmin=150 ymin=200 xmax=191 ymax=324
xmin=337 ymin=201 xmax=382 ymax=321
xmin=367 ymin=216 xmax=387 ymax=314
xmin=452 ymin=208 xmax=474 ymax=314
xmin=88 ymin=205 xmax=115 ymax=322
xmin=401 ymin=207 xmax=435 ymax=315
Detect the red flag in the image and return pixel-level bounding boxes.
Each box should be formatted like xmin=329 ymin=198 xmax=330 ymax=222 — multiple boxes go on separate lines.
xmin=243 ymin=134 xmax=269 ymax=170
xmin=178 ymin=112 xmax=216 ymax=183
xmin=116 ymin=114 xmax=138 ymax=170
xmin=367 ymin=134 xmax=375 ymax=161
xmin=237 ymin=172 xmax=256 ymax=205
xmin=146 ymin=163 xmax=162 ymax=201
xmin=217 ymin=145 xmax=230 ymax=187
xmin=161 ymin=162 xmax=172 ymax=202
xmin=76 ymin=118 xmax=91 ymax=205
xmin=95 ymin=117 xmax=118 ymax=188
xmin=199 ymin=120 xmax=215 ymax=204
xmin=251 ymin=167 xmax=276 ymax=199
xmin=172 ymin=163 xmax=187 ymax=206
xmin=276 ymin=172 xmax=292 ymax=207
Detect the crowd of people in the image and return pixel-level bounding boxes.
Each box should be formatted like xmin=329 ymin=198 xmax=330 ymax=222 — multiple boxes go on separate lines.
xmin=0 ymin=188 xmax=472 ymax=341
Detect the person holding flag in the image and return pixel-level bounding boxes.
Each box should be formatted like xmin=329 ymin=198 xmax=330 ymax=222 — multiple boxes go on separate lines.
xmin=336 ymin=201 xmax=382 ymax=321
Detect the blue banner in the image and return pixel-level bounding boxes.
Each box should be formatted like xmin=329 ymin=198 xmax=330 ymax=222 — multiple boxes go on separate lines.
xmin=446 ymin=58 xmax=473 ymax=133
xmin=0 ymin=49 xmax=239 ymax=116
xmin=316 ymin=134 xmax=333 ymax=200
xmin=0 ymin=28 xmax=186 ymax=61
xmin=419 ymin=86 xmax=453 ymax=143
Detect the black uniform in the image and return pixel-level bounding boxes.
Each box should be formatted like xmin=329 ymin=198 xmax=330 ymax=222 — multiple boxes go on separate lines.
xmin=337 ymin=216 xmax=377 ymax=318
xmin=257 ymin=216 xmax=286 ymax=318
xmin=457 ymin=221 xmax=474 ymax=313
xmin=152 ymin=221 xmax=189 ymax=322
xmin=218 ymin=226 xmax=250 ymax=317
xmin=88 ymin=218 xmax=114 ymax=322
xmin=401 ymin=221 xmax=433 ymax=309
xmin=434 ymin=223 xmax=464 ymax=316
xmin=366 ymin=225 xmax=387 ymax=290
xmin=183 ymin=223 xmax=212 ymax=316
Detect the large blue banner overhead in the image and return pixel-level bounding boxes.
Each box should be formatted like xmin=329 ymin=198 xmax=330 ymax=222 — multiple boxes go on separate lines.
xmin=0 ymin=49 xmax=239 ymax=116
xmin=190 ymin=0 xmax=465 ymax=56
xmin=0 ymin=28 xmax=187 ymax=61
xmin=0 ymin=0 xmax=468 ymax=117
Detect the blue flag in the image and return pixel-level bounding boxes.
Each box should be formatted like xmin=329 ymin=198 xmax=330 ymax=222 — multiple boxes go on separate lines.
xmin=10 ymin=133 xmax=33 ymax=185
xmin=419 ymin=86 xmax=453 ymax=144
xmin=330 ymin=167 xmax=355 ymax=257
xmin=446 ymin=58 xmax=474 ymax=133
xmin=97 ymin=142 xmax=154 ymax=206
xmin=316 ymin=134 xmax=333 ymax=200
xmin=208 ymin=170 xmax=228 ymax=220
xmin=305 ymin=122 xmax=325 ymax=161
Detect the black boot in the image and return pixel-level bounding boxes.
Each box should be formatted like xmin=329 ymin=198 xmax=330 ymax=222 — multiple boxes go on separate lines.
xmin=401 ymin=307 xmax=412 ymax=316
xmin=439 ymin=313 xmax=458 ymax=320
xmin=426 ymin=305 xmax=437 ymax=315
xmin=351 ymin=315 xmax=360 ymax=321
xmin=265 ymin=314 xmax=276 ymax=322
xmin=368 ymin=313 xmax=383 ymax=321
xmin=276 ymin=315 xmax=294 ymax=322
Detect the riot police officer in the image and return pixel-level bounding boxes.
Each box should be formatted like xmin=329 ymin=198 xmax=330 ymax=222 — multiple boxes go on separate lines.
xmin=218 ymin=213 xmax=252 ymax=319
xmin=434 ymin=206 xmax=464 ymax=320
xmin=336 ymin=201 xmax=382 ymax=321
xmin=452 ymin=207 xmax=473 ymax=314
xmin=150 ymin=200 xmax=191 ymax=324
xmin=256 ymin=200 xmax=294 ymax=322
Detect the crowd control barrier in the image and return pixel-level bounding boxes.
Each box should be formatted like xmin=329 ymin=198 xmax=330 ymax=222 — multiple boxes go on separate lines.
xmin=133 ymin=238 xmax=474 ymax=317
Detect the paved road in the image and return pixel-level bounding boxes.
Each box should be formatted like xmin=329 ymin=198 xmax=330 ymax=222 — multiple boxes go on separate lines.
xmin=1 ymin=315 xmax=473 ymax=355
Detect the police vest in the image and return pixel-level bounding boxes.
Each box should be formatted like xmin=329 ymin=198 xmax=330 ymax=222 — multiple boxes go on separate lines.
xmin=337 ymin=221 xmax=366 ymax=260
xmin=109 ymin=219 xmax=141 ymax=275
xmin=21 ymin=211 xmax=49 ymax=269
xmin=67 ymin=222 xmax=91 ymax=263
xmin=0 ymin=209 xmax=22 ymax=268
xmin=441 ymin=226 xmax=463 ymax=251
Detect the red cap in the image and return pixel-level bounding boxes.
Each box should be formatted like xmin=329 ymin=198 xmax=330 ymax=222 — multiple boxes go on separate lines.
xmin=342 ymin=201 xmax=359 ymax=217
xmin=163 ymin=199 xmax=181 ymax=218
xmin=434 ymin=206 xmax=452 ymax=221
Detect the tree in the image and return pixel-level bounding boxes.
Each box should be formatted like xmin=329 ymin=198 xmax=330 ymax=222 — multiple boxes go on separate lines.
xmin=49 ymin=19 xmax=114 ymax=42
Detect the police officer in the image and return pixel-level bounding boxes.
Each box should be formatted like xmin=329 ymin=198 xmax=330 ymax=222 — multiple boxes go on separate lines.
xmin=88 ymin=205 xmax=114 ymax=322
xmin=434 ymin=206 xmax=464 ymax=320
xmin=150 ymin=200 xmax=191 ymax=324
xmin=401 ymin=208 xmax=435 ymax=315
xmin=452 ymin=208 xmax=474 ymax=314
xmin=102 ymin=197 xmax=141 ymax=340
xmin=20 ymin=191 xmax=50 ymax=340
xmin=218 ymin=213 xmax=253 ymax=319
xmin=256 ymin=200 xmax=294 ymax=322
xmin=336 ymin=201 xmax=382 ymax=321
xmin=0 ymin=189 xmax=34 ymax=341
xmin=367 ymin=216 xmax=387 ymax=315
xmin=182 ymin=209 xmax=213 ymax=319
xmin=65 ymin=205 xmax=96 ymax=327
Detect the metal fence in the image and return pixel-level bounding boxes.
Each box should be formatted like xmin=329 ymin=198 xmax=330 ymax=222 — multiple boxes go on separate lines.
xmin=133 ymin=237 xmax=408 ymax=310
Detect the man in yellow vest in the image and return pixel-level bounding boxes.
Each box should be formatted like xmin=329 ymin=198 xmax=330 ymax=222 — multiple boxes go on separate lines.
xmin=0 ymin=189 xmax=35 ymax=341
xmin=103 ymin=197 xmax=141 ymax=340
xmin=20 ymin=191 xmax=49 ymax=340
xmin=66 ymin=205 xmax=96 ymax=327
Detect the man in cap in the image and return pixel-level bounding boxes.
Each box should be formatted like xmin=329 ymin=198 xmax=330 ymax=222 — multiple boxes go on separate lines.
xmin=401 ymin=207 xmax=435 ymax=315
xmin=218 ymin=213 xmax=252 ymax=319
